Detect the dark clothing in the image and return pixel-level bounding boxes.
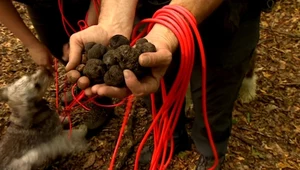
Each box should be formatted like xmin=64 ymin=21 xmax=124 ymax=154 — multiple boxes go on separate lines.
xmin=17 ymin=0 xmax=262 ymax=157
xmin=15 ymin=0 xmax=90 ymax=64
xmin=139 ymin=0 xmax=261 ymax=157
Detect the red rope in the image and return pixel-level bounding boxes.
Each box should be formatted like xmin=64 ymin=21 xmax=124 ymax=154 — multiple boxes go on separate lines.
xmin=56 ymin=1 xmax=218 ymax=170
xmin=56 ymin=0 xmax=126 ymax=138
xmin=108 ymin=95 xmax=134 ymax=170
xmin=129 ymin=5 xmax=219 ymax=170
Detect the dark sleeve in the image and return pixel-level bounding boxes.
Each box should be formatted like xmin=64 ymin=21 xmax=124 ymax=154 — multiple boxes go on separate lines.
xmin=25 ymin=0 xmax=90 ymax=64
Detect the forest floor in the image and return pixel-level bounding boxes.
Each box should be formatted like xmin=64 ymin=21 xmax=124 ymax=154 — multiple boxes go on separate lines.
xmin=0 ymin=1 xmax=299 ymax=170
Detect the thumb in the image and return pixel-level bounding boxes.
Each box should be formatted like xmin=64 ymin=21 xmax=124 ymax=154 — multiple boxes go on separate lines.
xmin=62 ymin=43 xmax=70 ymax=62
xmin=139 ymin=49 xmax=172 ymax=67
xmin=66 ymin=33 xmax=84 ymax=71
xmin=124 ymin=69 xmax=159 ymax=97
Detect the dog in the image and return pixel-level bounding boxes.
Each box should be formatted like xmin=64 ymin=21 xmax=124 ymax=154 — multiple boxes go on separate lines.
xmin=0 ymin=67 xmax=87 ymax=170
xmin=238 ymin=50 xmax=258 ymax=103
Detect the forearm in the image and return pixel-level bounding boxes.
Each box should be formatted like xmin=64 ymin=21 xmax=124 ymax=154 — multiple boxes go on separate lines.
xmin=147 ymin=0 xmax=223 ymax=52
xmin=170 ymin=0 xmax=223 ymax=24
xmin=97 ymin=0 xmax=138 ymax=38
xmin=86 ymin=0 xmax=99 ymax=26
xmin=0 ymin=0 xmax=40 ymax=48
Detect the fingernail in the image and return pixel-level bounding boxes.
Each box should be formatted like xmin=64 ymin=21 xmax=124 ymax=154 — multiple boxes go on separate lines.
xmin=124 ymin=70 xmax=130 ymax=79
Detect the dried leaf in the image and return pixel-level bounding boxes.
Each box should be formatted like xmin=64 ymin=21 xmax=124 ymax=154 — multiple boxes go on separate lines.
xmin=279 ymin=60 xmax=286 ymax=69
xmin=276 ymin=162 xmax=292 ymax=169
xmin=83 ymin=153 xmax=96 ymax=169
xmin=262 ymin=72 xmax=272 ymax=78
xmin=246 ymin=112 xmax=251 ymax=123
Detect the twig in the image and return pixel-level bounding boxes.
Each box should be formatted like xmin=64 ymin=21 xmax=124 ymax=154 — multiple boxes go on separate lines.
xmin=58 ymin=74 xmax=66 ymax=80
xmin=272 ymin=47 xmax=286 ymax=53
xmin=231 ymin=131 xmax=266 ymax=153
xmin=109 ymin=99 xmax=149 ymax=170
xmin=257 ymin=38 xmax=273 ymax=45
xmin=261 ymin=26 xmax=300 ymax=39
xmin=237 ymin=126 xmax=300 ymax=147
xmin=279 ymin=82 xmax=300 ymax=87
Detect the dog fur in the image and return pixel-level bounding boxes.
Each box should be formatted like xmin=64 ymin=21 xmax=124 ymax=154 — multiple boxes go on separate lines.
xmin=0 ymin=68 xmax=87 ymax=170
xmin=238 ymin=50 xmax=258 ymax=103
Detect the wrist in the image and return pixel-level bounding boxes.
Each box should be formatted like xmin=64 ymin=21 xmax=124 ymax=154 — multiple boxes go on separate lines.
xmin=97 ymin=0 xmax=138 ymax=39
xmin=146 ymin=24 xmax=178 ymax=53
xmin=97 ymin=20 xmax=132 ymax=40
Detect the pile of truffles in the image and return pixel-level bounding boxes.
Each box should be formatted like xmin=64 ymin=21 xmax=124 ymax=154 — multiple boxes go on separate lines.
xmin=71 ymin=35 xmax=156 ymax=89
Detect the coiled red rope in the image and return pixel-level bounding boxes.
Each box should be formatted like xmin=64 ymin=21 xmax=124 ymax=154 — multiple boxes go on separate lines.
xmin=130 ymin=5 xmax=219 ymax=170
xmin=56 ymin=1 xmax=218 ymax=170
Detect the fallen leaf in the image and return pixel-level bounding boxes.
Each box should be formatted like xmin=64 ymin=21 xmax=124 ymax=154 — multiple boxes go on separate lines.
xmin=178 ymin=151 xmax=189 ymax=159
xmin=292 ymin=124 xmax=300 ymax=133
xmin=265 ymin=104 xmax=278 ymax=113
xmin=262 ymin=72 xmax=272 ymax=78
xmin=276 ymin=162 xmax=292 ymax=169
xmin=83 ymin=153 xmax=96 ymax=169
xmin=246 ymin=112 xmax=251 ymax=123
xmin=261 ymin=21 xmax=269 ymax=27
xmin=232 ymin=118 xmax=238 ymax=124
xmin=236 ymin=156 xmax=245 ymax=161
xmin=279 ymin=60 xmax=286 ymax=69
xmin=251 ymin=148 xmax=265 ymax=159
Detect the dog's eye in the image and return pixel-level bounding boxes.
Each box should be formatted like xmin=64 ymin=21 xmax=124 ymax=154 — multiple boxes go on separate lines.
xmin=34 ymin=83 xmax=41 ymax=90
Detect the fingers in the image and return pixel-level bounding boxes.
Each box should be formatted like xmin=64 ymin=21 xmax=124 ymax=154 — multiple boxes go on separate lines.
xmin=91 ymin=84 xmax=131 ymax=99
xmin=66 ymin=69 xmax=161 ymax=99
xmin=84 ymin=88 xmax=93 ymax=97
xmin=139 ymin=49 xmax=172 ymax=67
xmin=62 ymin=43 xmax=70 ymax=62
xmin=66 ymin=33 xmax=84 ymax=71
xmin=66 ymin=70 xmax=81 ymax=84
xmin=66 ymin=25 xmax=109 ymax=71
xmin=124 ymin=69 xmax=160 ymax=97
xmin=86 ymin=50 xmax=170 ymax=98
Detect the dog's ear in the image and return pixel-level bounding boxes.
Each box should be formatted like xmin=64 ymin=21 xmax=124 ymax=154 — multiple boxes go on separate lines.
xmin=0 ymin=87 xmax=8 ymax=102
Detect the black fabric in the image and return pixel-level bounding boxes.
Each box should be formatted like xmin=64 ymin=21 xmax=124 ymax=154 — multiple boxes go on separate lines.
xmin=137 ymin=0 xmax=171 ymax=19
xmin=14 ymin=0 xmax=90 ymax=64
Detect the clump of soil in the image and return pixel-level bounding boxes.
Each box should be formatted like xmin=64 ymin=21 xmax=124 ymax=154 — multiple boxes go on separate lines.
xmin=108 ymin=34 xmax=130 ymax=49
xmin=75 ymin=35 xmax=156 ymax=87
xmin=83 ymin=59 xmax=106 ymax=84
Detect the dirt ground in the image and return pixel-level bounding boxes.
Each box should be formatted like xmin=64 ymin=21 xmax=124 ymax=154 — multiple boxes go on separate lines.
xmin=0 ymin=1 xmax=299 ymax=170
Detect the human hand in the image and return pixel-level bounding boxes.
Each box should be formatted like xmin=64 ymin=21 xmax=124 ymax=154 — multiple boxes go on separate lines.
xmin=66 ymin=24 xmax=112 ymax=72
xmin=27 ymin=42 xmax=53 ymax=70
xmin=86 ymin=0 xmax=99 ymax=26
xmin=66 ymin=23 xmax=133 ymax=96
xmin=90 ymin=24 xmax=178 ymax=98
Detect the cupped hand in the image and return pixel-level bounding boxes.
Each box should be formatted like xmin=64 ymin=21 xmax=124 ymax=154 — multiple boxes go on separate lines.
xmin=28 ymin=42 xmax=53 ymax=70
xmin=91 ymin=24 xmax=178 ymax=98
xmin=66 ymin=25 xmax=111 ymax=72
xmin=65 ymin=24 xmax=114 ymax=96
